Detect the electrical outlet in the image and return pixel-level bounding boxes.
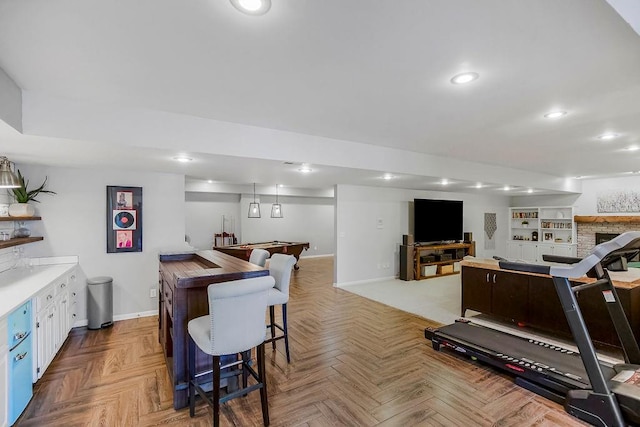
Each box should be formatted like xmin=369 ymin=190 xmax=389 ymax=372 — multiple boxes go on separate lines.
xmin=150 ymin=288 xmax=157 ymax=298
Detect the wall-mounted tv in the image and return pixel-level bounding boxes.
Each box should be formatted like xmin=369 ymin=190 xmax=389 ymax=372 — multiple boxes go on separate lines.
xmin=414 ymin=199 xmax=463 ymax=244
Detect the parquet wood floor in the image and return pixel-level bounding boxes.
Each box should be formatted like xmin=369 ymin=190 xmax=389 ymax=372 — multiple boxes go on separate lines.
xmin=17 ymin=257 xmax=587 ymax=426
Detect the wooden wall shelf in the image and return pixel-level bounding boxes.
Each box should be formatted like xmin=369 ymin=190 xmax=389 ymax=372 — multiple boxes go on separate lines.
xmin=574 ymin=215 xmax=640 ymax=223
xmin=0 ymin=216 xmax=42 ymax=221
xmin=0 ymin=237 xmax=44 ymax=249
xmin=0 ymin=216 xmax=44 ymax=249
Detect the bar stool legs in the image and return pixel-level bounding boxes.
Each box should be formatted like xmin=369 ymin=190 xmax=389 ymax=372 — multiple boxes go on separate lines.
xmin=267 ymin=303 xmax=290 ymax=363
xmin=188 ymin=338 xmax=269 ymax=426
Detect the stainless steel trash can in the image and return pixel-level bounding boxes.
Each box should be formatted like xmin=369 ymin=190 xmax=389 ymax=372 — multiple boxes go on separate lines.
xmin=87 ymin=276 xmax=114 ymax=329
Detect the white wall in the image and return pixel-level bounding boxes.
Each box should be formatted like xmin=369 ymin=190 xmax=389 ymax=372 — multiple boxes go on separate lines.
xmin=14 ymin=164 xmax=186 ymax=323
xmin=335 ymin=184 xmax=510 ymax=285
xmin=240 ymin=194 xmax=334 ymax=256
xmin=512 ymin=176 xmax=640 ymax=216
xmin=574 ymin=176 xmax=640 ymax=216
xmin=185 ymin=192 xmax=335 ymax=256
xmin=0 ymin=66 xmax=22 ymax=132
xmin=185 ymin=192 xmax=241 ymax=249
xmin=510 ymin=194 xmax=581 ymax=208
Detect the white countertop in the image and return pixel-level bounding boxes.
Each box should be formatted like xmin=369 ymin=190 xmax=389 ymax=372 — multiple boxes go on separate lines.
xmin=0 ymin=262 xmax=77 ymax=319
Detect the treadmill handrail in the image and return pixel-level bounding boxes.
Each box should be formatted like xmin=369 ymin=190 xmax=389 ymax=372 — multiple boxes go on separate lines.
xmin=549 ymin=232 xmax=640 ymax=278
xmin=541 ymin=254 xmax=581 ymax=264
xmin=498 ymin=261 xmax=550 ymax=275
xmin=498 ymin=232 xmax=640 ymax=279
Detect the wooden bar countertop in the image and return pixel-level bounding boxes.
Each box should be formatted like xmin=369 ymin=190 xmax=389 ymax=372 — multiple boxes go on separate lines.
xmin=159 ymin=249 xmax=268 ymax=288
xmin=461 ymin=258 xmax=640 ymax=290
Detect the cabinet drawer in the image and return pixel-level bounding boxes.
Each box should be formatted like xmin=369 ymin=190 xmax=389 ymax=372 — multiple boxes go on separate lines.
xmin=54 ymin=277 xmax=69 ymax=296
xmin=164 ymin=282 xmax=173 ymax=318
xmin=35 ymin=285 xmax=56 ymax=311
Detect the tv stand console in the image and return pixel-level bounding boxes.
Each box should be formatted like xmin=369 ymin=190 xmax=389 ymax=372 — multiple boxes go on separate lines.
xmin=414 ymin=242 xmax=475 ymax=280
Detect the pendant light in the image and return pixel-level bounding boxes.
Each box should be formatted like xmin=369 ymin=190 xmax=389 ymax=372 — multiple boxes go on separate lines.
xmin=0 ymin=156 xmax=20 ymax=188
xmin=271 ymin=184 xmax=283 ymax=218
xmin=248 ymin=183 xmax=261 ymax=218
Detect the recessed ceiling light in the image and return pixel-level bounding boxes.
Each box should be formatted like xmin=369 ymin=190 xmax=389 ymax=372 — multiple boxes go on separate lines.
xmin=544 ymin=111 xmax=567 ymax=119
xmin=503 ymin=185 xmax=511 ymax=191
xmin=527 ymin=188 xmax=533 ymax=194
xmin=173 ymin=156 xmax=192 ymax=162
xmin=475 ymin=183 xmax=483 ymax=189
xmin=598 ymin=133 xmax=619 ymax=140
xmin=207 ymin=180 xmax=213 ymax=184
xmin=230 ymin=0 xmax=271 ymax=15
xmin=450 ymin=72 xmax=479 ymax=85
xmin=627 ymin=145 xmax=640 ymax=151
xmin=298 ymin=165 xmax=312 ymax=173
xmin=441 ymin=178 xmax=449 ymax=185
xmin=382 ymin=173 xmax=394 ymax=180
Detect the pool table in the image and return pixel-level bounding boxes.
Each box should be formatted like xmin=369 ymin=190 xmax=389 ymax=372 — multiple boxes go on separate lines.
xmin=214 ymin=241 xmax=310 ymax=269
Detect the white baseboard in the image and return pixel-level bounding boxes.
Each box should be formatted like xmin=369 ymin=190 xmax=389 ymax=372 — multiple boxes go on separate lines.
xmin=335 ymin=276 xmax=397 ymax=287
xmin=300 ymin=254 xmax=334 ymax=259
xmin=114 ymin=310 xmax=158 ymax=321
xmin=72 ymin=310 xmax=158 ymax=328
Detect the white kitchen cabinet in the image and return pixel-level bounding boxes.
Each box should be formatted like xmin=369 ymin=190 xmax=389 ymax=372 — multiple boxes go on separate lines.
xmin=35 ymin=290 xmax=57 ymax=381
xmin=0 ymin=316 xmax=7 ymax=427
xmin=537 ymin=243 xmax=577 ymax=261
xmin=506 ymin=242 xmax=538 ymax=262
xmin=55 ymin=290 xmax=69 ymax=350
xmin=33 ymin=268 xmax=76 ymax=381
xmin=0 ymin=258 xmax=78 ymax=424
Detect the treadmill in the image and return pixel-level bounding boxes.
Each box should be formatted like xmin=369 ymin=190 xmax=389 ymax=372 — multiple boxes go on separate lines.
xmin=425 ymin=231 xmax=640 ymax=426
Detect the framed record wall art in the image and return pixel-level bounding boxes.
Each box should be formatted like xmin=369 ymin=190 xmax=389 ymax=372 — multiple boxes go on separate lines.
xmin=106 ymin=186 xmax=142 ymax=253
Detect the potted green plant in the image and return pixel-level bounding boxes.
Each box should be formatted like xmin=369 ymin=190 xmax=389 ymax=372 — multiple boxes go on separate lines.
xmin=8 ymin=170 xmax=56 ymax=217
xmin=521 ymin=220 xmax=529 ymax=228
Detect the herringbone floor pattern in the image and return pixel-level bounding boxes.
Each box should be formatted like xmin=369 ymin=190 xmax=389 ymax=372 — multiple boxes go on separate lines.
xmin=17 ymin=257 xmax=586 ymax=426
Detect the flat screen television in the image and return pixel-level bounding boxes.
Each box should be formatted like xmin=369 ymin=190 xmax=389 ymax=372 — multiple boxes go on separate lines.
xmin=414 ymin=198 xmax=463 ymax=244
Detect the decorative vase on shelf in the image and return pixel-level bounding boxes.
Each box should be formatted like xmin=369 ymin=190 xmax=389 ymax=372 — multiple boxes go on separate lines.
xmin=8 ymin=203 xmax=35 ymax=217
xmin=13 ymin=221 xmax=31 ymax=238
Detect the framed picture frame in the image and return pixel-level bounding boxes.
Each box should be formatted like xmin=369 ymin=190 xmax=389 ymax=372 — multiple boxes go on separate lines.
xmin=106 ymin=186 xmax=142 ymax=253
xmin=543 ymin=232 xmax=554 ymax=242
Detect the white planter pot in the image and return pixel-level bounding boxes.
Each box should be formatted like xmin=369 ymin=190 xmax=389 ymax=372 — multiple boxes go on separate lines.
xmin=8 ymin=203 xmax=35 ymax=217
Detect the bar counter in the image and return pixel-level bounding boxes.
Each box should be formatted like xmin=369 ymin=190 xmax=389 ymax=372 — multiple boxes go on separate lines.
xmin=158 ymin=250 xmax=269 ymax=409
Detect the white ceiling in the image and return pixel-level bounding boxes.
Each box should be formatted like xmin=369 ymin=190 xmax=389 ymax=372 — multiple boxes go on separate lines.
xmin=1 ymin=0 xmax=640 ymax=195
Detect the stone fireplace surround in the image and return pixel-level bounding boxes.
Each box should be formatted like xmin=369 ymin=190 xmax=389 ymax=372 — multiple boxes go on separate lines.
xmin=575 ymin=216 xmax=640 ymax=257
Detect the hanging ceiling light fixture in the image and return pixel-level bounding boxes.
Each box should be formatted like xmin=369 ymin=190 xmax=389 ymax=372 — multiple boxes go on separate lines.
xmin=248 ymin=183 xmax=261 ymax=218
xmin=271 ymin=184 xmax=283 ymax=218
xmin=0 ymin=156 xmax=20 ymax=188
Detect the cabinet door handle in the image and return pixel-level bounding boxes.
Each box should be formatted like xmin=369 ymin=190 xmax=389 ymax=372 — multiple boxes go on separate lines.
xmin=15 ymin=351 xmax=28 ymax=362
xmin=60 ymin=283 xmax=66 ymax=288
xmin=486 ymin=273 xmax=490 ymax=282
xmin=47 ymin=294 xmax=53 ymax=301
xmin=14 ymin=332 xmax=27 ymax=341
xmin=493 ymin=274 xmax=497 ymax=283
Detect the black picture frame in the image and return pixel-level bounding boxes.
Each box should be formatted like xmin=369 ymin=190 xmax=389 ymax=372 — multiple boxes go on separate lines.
xmin=106 ymin=186 xmax=142 ymax=253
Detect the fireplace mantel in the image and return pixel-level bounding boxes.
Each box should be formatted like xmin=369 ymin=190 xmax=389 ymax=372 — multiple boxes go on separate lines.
xmin=574 ymin=215 xmax=640 ymax=223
